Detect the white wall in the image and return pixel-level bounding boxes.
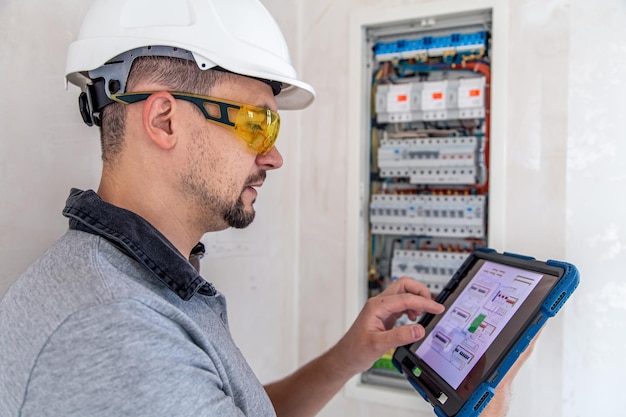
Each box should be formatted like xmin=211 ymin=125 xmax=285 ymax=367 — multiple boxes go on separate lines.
xmin=2 ymin=1 xmax=625 ymax=417
xmin=0 ymin=0 xmax=100 ymax=295
xmin=564 ymin=1 xmax=626 ymax=415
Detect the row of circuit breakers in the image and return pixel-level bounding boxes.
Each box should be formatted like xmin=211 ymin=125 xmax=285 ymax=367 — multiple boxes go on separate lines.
xmin=368 ymin=29 xmax=490 ymax=295
xmin=376 ymin=77 xmax=486 ymax=123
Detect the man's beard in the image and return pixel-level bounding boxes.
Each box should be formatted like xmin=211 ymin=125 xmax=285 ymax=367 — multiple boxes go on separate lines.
xmin=180 ymin=152 xmax=265 ymax=230
xmin=222 ymin=170 xmax=266 ymax=229
xmin=223 ymin=195 xmax=255 ymax=228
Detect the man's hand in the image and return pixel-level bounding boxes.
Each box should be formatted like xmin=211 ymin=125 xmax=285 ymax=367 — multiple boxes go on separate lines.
xmin=481 ymin=333 xmax=541 ymax=417
xmin=331 ymin=276 xmax=445 ymax=377
xmin=264 ymin=277 xmax=444 ymax=417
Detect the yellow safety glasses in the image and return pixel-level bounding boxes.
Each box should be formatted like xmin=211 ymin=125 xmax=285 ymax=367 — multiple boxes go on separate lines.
xmin=110 ymin=91 xmax=280 ymax=155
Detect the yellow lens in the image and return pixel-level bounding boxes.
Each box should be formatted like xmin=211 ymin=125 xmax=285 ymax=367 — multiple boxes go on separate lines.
xmin=234 ymin=105 xmax=280 ymax=154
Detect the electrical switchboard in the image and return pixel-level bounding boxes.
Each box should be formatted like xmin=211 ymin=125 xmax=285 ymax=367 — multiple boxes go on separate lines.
xmin=357 ymin=8 xmax=494 ymax=391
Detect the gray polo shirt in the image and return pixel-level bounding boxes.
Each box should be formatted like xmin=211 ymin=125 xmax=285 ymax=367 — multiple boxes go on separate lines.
xmin=0 ymin=189 xmax=276 ymax=417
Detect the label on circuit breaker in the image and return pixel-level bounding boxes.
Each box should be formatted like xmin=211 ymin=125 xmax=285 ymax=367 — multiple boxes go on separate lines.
xmin=458 ymin=78 xmax=485 ymax=108
xmin=387 ymin=84 xmax=414 ymax=113
xmin=458 ymin=77 xmax=486 ymax=119
xmin=421 ymin=81 xmax=447 ymax=111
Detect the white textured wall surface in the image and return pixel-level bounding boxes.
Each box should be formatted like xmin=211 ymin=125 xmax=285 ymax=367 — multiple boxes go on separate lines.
xmin=0 ymin=0 xmax=100 ymax=297
xmin=564 ymin=1 xmax=626 ymax=416
xmin=2 ymin=0 xmax=625 ymax=416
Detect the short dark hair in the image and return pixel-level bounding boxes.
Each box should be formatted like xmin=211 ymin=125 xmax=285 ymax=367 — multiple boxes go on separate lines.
xmin=100 ymin=56 xmax=230 ymax=163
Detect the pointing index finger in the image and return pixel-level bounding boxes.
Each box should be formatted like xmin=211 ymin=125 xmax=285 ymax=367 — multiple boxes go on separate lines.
xmin=372 ymin=292 xmax=445 ymax=321
xmin=382 ymin=276 xmax=434 ymax=299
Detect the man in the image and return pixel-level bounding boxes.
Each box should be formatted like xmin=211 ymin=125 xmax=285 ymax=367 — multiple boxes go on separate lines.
xmin=0 ymin=0 xmax=530 ymax=416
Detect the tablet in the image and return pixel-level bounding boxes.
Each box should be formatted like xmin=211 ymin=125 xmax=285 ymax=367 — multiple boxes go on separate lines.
xmin=392 ymin=248 xmax=579 ymax=417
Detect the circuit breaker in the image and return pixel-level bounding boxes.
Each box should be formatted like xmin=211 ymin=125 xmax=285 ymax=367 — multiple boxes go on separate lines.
xmin=353 ymin=7 xmax=494 ymax=392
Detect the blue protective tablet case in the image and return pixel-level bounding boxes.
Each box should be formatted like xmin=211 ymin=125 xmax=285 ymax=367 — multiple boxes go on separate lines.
xmin=392 ymin=248 xmax=579 ymax=417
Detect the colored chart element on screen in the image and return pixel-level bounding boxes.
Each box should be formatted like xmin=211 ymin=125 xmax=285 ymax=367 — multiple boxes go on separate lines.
xmin=468 ymin=313 xmax=486 ymax=333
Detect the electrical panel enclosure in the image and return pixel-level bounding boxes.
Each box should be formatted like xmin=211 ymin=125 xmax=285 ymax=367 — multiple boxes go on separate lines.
xmin=345 ymin=0 xmax=508 ymax=410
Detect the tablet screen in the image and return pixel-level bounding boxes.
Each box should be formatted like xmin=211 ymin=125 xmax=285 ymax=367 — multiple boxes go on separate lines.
xmin=394 ymin=251 xmax=574 ymax=416
xmin=414 ymin=260 xmax=544 ymax=389
xmin=405 ymin=256 xmax=560 ymax=403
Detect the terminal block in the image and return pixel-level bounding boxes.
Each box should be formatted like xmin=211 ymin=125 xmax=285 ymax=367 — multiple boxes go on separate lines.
xmin=373 ymin=30 xmax=488 ymax=63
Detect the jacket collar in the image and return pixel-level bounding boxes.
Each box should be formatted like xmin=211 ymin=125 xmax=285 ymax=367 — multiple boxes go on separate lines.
xmin=62 ymin=188 xmax=216 ymax=300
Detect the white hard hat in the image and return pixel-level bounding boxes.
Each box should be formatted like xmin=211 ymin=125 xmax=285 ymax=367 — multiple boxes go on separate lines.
xmin=65 ymin=0 xmax=315 ymax=125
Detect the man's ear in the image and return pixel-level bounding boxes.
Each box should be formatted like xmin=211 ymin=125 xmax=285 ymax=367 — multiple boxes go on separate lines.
xmin=141 ymin=91 xmax=177 ymax=150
